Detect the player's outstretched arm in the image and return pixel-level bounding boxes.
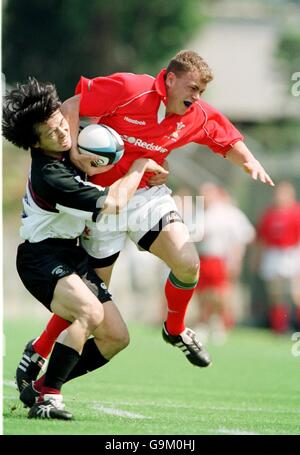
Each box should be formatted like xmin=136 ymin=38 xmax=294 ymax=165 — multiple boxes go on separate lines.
xmin=102 ymin=159 xmax=168 ymax=214
xmin=226 ymin=141 xmax=274 ymax=186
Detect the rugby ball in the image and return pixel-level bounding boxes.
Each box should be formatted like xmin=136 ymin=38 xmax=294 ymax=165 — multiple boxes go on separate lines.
xmin=78 ymin=124 xmax=124 ymax=166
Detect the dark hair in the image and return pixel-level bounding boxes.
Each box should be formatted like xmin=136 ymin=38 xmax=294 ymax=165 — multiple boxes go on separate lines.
xmin=166 ymin=50 xmax=213 ymax=83
xmin=2 ymin=77 xmax=61 ymax=150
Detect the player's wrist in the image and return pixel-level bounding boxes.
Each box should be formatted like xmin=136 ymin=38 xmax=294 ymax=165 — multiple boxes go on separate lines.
xmin=130 ymin=159 xmax=148 ymax=171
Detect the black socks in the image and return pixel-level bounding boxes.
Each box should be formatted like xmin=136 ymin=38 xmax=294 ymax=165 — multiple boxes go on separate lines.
xmin=43 ymin=342 xmax=80 ymax=391
xmin=65 ymin=338 xmax=109 ymax=382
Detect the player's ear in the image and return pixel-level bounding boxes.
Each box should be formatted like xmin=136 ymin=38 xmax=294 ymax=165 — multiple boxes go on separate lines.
xmin=31 ymin=124 xmax=42 ymax=148
xmin=31 ymin=140 xmax=40 ymax=148
xmin=165 ymin=72 xmax=176 ymax=89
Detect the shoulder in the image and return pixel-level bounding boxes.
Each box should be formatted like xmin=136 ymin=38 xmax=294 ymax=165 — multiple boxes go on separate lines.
xmin=109 ymin=72 xmax=155 ymax=96
xmin=85 ymin=72 xmax=154 ymax=94
xmin=195 ymin=99 xmax=223 ymax=118
xmin=41 ymin=156 xmax=79 ymax=186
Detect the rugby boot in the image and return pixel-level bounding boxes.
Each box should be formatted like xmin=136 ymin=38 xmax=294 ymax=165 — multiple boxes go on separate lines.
xmin=28 ymin=394 xmax=73 ymax=420
xmin=162 ymin=322 xmax=212 ymax=367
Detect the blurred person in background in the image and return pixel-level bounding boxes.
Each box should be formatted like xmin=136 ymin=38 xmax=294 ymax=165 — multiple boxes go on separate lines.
xmin=254 ymin=181 xmax=300 ymax=333
xmin=194 ymin=182 xmax=255 ymax=344
xmin=17 ymin=49 xmax=274 ymax=386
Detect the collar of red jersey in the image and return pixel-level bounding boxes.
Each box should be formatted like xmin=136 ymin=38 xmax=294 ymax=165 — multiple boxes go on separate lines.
xmin=155 ymin=68 xmax=167 ymax=100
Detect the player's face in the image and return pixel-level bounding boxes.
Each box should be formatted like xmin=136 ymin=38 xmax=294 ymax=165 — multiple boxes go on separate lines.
xmin=33 ymin=110 xmax=72 ymax=153
xmin=165 ymin=70 xmax=207 ymax=115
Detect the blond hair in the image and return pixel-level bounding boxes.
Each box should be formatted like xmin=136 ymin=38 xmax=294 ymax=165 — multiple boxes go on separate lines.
xmin=166 ymin=50 xmax=213 ymax=83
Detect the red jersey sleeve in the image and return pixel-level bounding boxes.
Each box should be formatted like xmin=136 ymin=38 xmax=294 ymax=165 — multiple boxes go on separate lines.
xmin=75 ymin=74 xmax=131 ymax=118
xmin=195 ymin=100 xmax=244 ymax=157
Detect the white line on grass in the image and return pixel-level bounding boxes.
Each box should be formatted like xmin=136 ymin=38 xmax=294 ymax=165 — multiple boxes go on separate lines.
xmin=217 ymin=428 xmax=260 ymax=435
xmin=92 ymin=403 xmax=151 ymax=420
xmin=3 ymin=380 xmax=17 ymax=389
xmin=88 ymin=399 xmax=300 ymax=415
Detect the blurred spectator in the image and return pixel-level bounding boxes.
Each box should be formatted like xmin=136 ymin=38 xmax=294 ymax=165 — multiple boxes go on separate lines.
xmin=193 ymin=182 xmax=255 ymax=343
xmin=254 ymin=181 xmax=300 ymax=333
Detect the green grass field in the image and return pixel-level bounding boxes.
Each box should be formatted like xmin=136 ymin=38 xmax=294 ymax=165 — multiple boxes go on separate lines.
xmin=3 ymin=319 xmax=300 ymax=435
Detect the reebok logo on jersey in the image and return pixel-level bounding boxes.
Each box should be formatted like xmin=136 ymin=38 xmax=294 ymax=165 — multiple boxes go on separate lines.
xmin=124 ymin=116 xmax=146 ymax=126
xmin=122 ymin=135 xmax=168 ymax=153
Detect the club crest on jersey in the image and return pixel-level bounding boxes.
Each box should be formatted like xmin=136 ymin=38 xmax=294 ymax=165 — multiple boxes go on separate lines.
xmin=169 ymin=122 xmax=186 ymax=141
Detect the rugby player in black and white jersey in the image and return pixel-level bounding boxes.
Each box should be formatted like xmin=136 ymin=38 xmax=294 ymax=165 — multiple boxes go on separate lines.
xmin=2 ymin=77 xmax=168 ymax=420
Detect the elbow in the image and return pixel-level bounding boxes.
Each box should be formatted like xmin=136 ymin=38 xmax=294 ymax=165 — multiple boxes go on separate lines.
xmin=112 ymin=200 xmax=128 ymax=214
xmin=102 ymin=201 xmax=122 ymax=215
xmin=114 ymin=203 xmax=122 ymax=214
xmin=115 ymin=195 xmax=131 ymax=213
xmin=61 ymin=95 xmax=80 ymax=117
xmin=102 ymin=192 xmax=128 ymax=214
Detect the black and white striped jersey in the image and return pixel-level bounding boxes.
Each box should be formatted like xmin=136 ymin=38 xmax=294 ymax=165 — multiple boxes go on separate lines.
xmin=20 ymin=150 xmax=108 ymax=242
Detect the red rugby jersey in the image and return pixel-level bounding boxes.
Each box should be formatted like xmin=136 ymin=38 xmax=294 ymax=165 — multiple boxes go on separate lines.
xmin=75 ymin=69 xmax=243 ymax=187
xmin=257 ymin=203 xmax=300 ymax=248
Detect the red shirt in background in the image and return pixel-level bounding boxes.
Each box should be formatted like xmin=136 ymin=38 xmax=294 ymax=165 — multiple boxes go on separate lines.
xmin=257 ymin=203 xmax=300 ymax=248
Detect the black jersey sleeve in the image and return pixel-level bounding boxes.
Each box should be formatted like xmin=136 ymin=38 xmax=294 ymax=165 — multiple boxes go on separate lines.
xmin=42 ymin=160 xmax=108 ymax=221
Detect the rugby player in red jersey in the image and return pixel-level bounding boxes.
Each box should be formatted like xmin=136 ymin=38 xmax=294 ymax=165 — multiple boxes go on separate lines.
xmin=255 ymin=181 xmax=300 ymax=332
xmin=16 ymin=51 xmax=274 ymax=398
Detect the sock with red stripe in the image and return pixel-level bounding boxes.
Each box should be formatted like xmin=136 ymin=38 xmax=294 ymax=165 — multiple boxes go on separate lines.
xmin=165 ymin=272 xmax=198 ymax=336
xmin=33 ymin=314 xmax=70 ymax=358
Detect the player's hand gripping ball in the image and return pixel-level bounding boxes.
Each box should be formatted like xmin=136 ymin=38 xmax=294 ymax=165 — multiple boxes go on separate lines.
xmin=78 ymin=124 xmax=124 ymax=167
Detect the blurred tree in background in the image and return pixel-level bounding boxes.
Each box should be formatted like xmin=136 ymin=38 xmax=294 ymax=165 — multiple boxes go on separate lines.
xmin=242 ymin=21 xmax=300 ymax=155
xmin=277 ymin=27 xmax=300 ymax=82
xmin=3 ymin=0 xmax=206 ymax=98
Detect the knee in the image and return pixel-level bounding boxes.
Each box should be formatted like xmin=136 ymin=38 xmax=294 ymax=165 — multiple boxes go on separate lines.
xmin=79 ymin=303 xmax=104 ymax=333
xmin=118 ymin=330 xmax=130 ymax=350
xmin=174 ymin=257 xmax=200 ymax=281
xmin=109 ymin=327 xmax=130 ymax=353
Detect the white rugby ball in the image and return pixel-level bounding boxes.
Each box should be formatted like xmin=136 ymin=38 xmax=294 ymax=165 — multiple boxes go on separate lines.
xmin=78 ymin=124 xmax=124 ymax=166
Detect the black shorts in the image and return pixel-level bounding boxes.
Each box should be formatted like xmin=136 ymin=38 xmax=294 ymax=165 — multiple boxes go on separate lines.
xmin=16 ymin=238 xmax=112 ymax=310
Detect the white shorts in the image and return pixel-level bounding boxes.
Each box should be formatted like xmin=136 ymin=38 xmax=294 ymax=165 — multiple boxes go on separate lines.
xmin=259 ymin=246 xmax=300 ymax=280
xmin=81 ymin=184 xmax=179 ymax=259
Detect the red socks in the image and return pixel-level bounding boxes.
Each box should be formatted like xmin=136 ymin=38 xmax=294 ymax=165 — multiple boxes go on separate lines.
xmin=269 ymin=304 xmax=289 ymax=333
xmin=33 ymin=315 xmax=70 ymax=358
xmin=165 ymin=272 xmax=198 ymax=335
xmin=295 ymin=306 xmax=300 ymax=329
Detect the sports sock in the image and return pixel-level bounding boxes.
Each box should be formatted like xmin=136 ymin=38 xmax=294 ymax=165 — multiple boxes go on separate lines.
xmin=65 ymin=337 xmax=109 ymax=382
xmin=295 ymin=306 xmax=300 ymax=329
xmin=39 ymin=342 xmax=80 ymax=398
xmin=34 ymin=338 xmax=109 ymax=391
xmin=165 ymin=272 xmax=198 ymax=335
xmin=269 ymin=304 xmax=289 ymax=333
xmin=33 ymin=315 xmax=70 ymax=358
